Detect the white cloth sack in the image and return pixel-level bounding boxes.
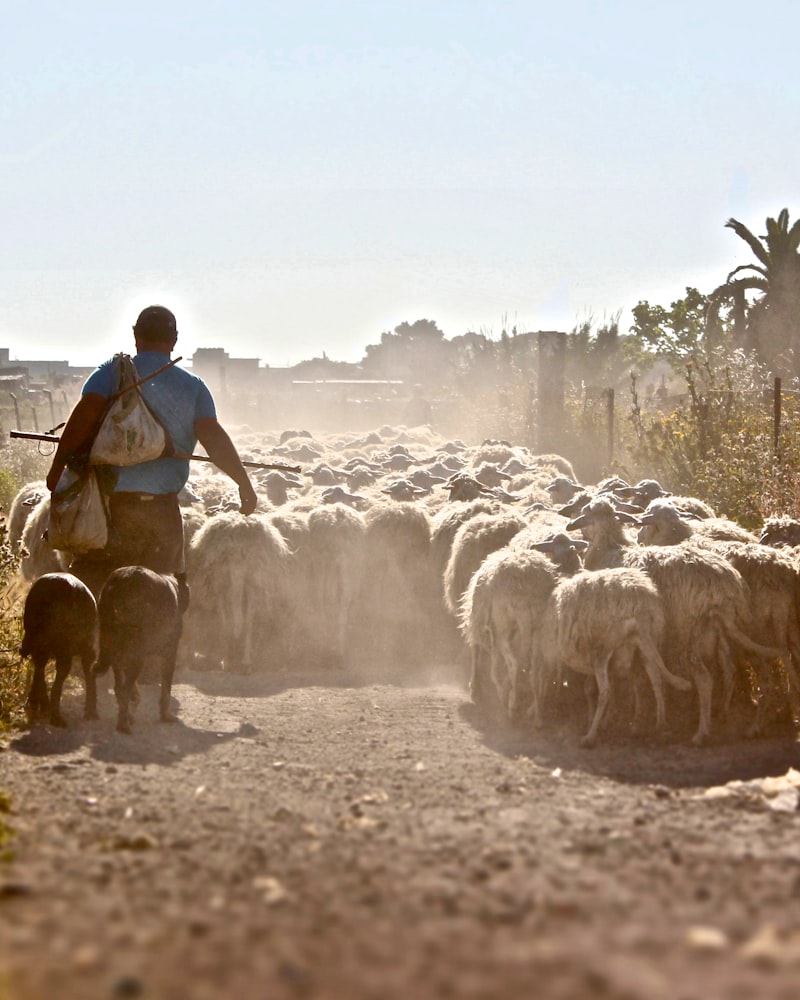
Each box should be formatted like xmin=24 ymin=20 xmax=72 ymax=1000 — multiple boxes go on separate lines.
xmin=89 ymin=354 xmax=167 ymax=466
xmin=48 ymin=468 xmax=108 ymax=553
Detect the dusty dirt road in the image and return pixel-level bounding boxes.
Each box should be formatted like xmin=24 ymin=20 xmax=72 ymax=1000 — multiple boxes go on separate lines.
xmin=1 ymin=665 xmax=800 ymax=1000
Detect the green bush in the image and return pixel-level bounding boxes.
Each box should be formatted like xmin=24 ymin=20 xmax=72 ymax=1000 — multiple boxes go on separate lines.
xmin=0 ymin=529 xmax=25 ymax=732
xmin=0 ymin=440 xmax=53 ymax=514
xmin=624 ymin=352 xmax=800 ymax=527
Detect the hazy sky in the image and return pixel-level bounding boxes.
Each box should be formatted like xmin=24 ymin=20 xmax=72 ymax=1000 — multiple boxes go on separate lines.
xmin=3 ymin=1 xmax=799 ymax=368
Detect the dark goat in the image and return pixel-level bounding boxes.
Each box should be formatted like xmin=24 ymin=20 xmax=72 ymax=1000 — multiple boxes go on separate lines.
xmin=21 ymin=572 xmax=98 ymax=726
xmin=95 ymin=566 xmax=183 ymax=734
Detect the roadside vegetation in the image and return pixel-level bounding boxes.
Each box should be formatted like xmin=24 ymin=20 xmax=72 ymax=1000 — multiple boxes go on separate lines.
xmin=1 ymin=207 xmax=798 ymax=730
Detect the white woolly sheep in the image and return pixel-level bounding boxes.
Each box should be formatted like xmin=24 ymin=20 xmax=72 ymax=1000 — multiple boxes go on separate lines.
xmin=759 ymin=516 xmax=800 ymax=550
xmin=441 ymin=474 xmax=497 ymax=503
xmin=566 ymin=497 xmax=640 ymax=570
xmin=534 ymin=567 xmax=691 ymax=746
xmin=381 ymin=479 xmax=428 ymax=502
xmin=622 ymin=544 xmax=782 ymax=745
xmin=352 ymin=502 xmax=443 ymax=672
xmin=545 ymin=476 xmax=584 ymax=506
xmin=526 ymin=532 xmax=589 ymax=576
xmin=7 ymin=480 xmax=47 ymax=554
xmin=443 ymin=511 xmax=528 ymax=615
xmin=429 ymin=499 xmax=501 ymax=580
xmin=688 ymin=537 xmax=800 ymax=735
xmin=304 ymin=503 xmax=367 ymax=669
xmin=268 ymin=509 xmax=312 ymax=663
xmin=184 ymin=512 xmax=290 ymax=672
xmin=181 ymin=506 xmax=207 ymax=547
xmin=637 ymin=499 xmax=757 ymax=546
xmin=563 ymin=497 xmax=782 ymax=743
xmin=460 ymin=547 xmax=560 ymax=722
xmin=259 ymin=470 xmax=304 ymax=506
xmin=20 ymin=495 xmax=70 ymax=582
xmin=473 ymin=463 xmax=513 ymax=489
xmin=639 ymin=510 xmax=800 ymax=707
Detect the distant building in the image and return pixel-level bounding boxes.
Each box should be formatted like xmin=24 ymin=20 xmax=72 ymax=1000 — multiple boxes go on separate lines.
xmin=189 ymin=348 xmax=230 ymax=394
xmin=0 ymin=348 xmax=78 ymax=381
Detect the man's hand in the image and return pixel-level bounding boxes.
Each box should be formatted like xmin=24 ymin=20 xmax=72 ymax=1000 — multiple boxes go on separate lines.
xmin=238 ymin=480 xmax=258 ymax=516
xmin=46 ymin=466 xmax=64 ymax=493
xmin=195 ymin=417 xmax=259 ymax=515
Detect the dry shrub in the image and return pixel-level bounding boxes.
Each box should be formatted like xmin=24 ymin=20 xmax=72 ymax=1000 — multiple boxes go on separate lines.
xmin=0 ymin=530 xmax=26 ymax=731
xmin=625 ymin=353 xmax=800 ymax=528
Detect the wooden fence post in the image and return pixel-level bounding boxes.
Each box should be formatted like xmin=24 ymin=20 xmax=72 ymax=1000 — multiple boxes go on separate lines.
xmin=606 ymin=388 xmax=614 ymax=466
xmin=9 ymin=393 xmax=20 ymax=431
xmin=536 ymin=331 xmax=566 ymax=453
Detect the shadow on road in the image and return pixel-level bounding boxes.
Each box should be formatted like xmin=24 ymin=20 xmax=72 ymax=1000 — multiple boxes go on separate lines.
xmin=7 ymin=684 xmax=255 ymax=767
xmin=460 ymin=700 xmax=800 ymax=790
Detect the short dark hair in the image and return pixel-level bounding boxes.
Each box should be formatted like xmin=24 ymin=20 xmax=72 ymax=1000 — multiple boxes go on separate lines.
xmin=133 ymin=305 xmax=177 ymax=343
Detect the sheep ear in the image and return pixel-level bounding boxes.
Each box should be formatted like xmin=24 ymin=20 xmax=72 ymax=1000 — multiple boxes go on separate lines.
xmin=679 ymin=510 xmax=702 ymax=522
xmin=616 ymin=510 xmax=641 ymax=526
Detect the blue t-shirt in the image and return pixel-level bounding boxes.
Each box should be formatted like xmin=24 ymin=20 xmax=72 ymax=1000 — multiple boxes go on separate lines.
xmin=82 ymin=352 xmax=216 ymax=494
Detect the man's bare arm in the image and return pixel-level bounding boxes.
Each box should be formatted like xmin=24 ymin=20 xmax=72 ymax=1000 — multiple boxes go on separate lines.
xmin=194 ymin=417 xmax=258 ymax=515
xmin=46 ymin=393 xmax=108 ymax=491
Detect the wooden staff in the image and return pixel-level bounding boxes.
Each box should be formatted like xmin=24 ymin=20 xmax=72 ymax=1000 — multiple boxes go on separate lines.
xmin=8 ymin=431 xmax=301 ymax=473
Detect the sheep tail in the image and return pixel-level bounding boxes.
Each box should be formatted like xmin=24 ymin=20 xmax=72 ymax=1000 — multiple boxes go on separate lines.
xmin=635 ymin=624 xmax=692 ymax=692
xmin=713 ymin=611 xmax=784 ymax=661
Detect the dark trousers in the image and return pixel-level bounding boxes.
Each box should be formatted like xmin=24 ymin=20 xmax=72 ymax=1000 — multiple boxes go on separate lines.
xmin=70 ymin=492 xmax=186 ymax=600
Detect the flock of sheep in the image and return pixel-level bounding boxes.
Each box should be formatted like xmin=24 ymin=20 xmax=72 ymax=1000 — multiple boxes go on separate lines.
xmin=9 ymin=422 xmax=800 ymax=746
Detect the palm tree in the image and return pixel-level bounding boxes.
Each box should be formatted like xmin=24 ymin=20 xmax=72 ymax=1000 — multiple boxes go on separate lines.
xmin=707 ymin=208 xmax=800 ymax=376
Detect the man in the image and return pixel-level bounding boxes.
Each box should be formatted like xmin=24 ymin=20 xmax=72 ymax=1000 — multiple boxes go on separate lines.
xmin=46 ymin=304 xmax=258 ymax=597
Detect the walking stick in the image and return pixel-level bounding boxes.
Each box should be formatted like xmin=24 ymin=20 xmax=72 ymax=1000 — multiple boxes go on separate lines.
xmin=8 ymin=431 xmax=301 ymax=474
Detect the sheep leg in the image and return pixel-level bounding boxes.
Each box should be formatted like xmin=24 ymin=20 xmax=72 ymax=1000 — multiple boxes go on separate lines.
xmin=48 ymin=654 xmax=73 ymax=727
xmin=468 ymin=643 xmax=488 ymax=703
xmin=113 ymin=659 xmax=140 ymax=734
xmin=469 ymin=639 xmax=500 ymax=715
xmin=26 ymin=655 xmax=50 ymax=716
xmin=609 ymin=638 xmax=642 ymax=731
xmin=582 ymin=675 xmax=597 ymax=733
xmin=745 ymin=674 xmax=769 ymax=739
xmin=631 ymin=670 xmax=644 ymax=732
xmin=159 ymin=635 xmax=180 ymax=724
xmin=640 ymin=635 xmax=692 ymax=693
xmin=746 ymin=660 xmax=792 ymax=739
xmin=709 ymin=623 xmax=738 ymax=717
xmin=226 ymin=565 xmax=247 ymax=672
xmin=636 ymin=631 xmax=691 ymax=730
xmin=82 ymin=654 xmax=99 ymax=720
xmin=782 ymin=625 xmax=800 ymax=714
xmin=611 ymin=639 xmax=646 ymax=731
xmin=688 ymin=652 xmax=713 ymax=746
xmin=582 ymin=653 xmax=612 ymax=747
xmin=488 ymin=628 xmax=511 ymax=715
xmin=527 ymin=637 xmax=546 ymax=729
xmin=496 ymin=630 xmax=521 ymax=720
xmin=634 ymin=637 xmax=667 ymax=731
